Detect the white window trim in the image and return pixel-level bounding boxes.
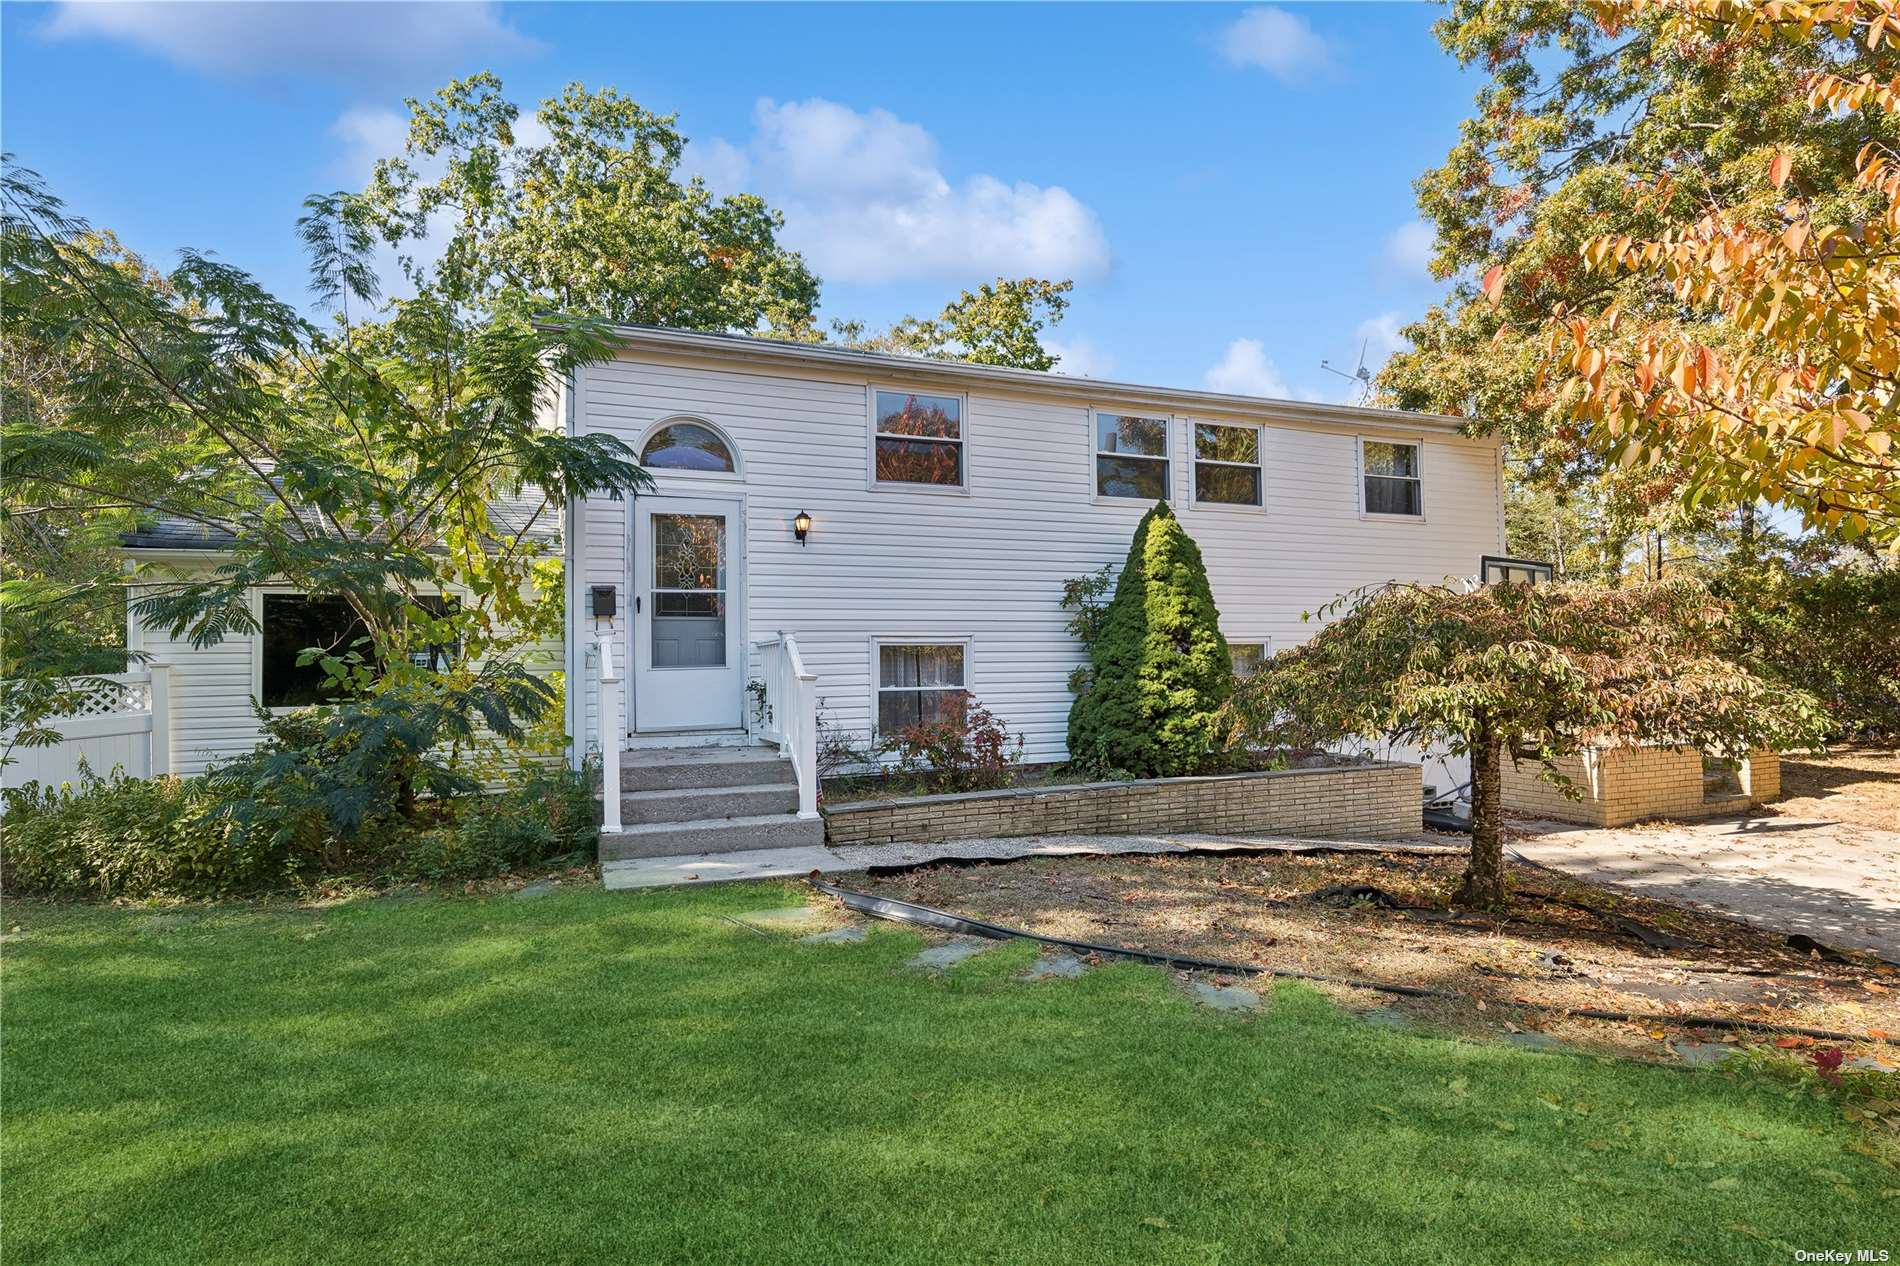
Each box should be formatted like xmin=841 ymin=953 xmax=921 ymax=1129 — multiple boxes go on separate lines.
xmin=866 ymin=385 xmax=971 ymax=496
xmin=1090 ymin=407 xmax=1176 ymax=506
xmin=1356 ymin=434 xmax=1427 ymax=522
xmin=867 ymin=635 xmax=975 ymax=740
xmin=634 ymin=414 xmax=744 ymax=484
xmin=1190 ymin=418 xmax=1267 ymax=513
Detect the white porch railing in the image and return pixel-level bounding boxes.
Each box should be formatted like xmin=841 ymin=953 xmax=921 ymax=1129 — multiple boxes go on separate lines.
xmin=593 ymin=634 xmax=623 ymax=831
xmin=752 ymin=632 xmax=819 ymax=819
xmin=1 ymin=666 xmax=173 ymax=793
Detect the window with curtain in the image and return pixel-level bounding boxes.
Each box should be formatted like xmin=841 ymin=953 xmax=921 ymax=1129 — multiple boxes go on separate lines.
xmin=876 ymin=643 xmax=967 ymax=731
xmin=1362 ymin=440 xmax=1422 ymax=516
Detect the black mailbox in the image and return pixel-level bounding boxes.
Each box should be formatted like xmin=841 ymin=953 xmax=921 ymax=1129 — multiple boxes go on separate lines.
xmin=589 ymin=585 xmax=617 ymax=618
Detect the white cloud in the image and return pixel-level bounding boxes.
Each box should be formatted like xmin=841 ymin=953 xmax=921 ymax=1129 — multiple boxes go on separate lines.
xmin=328 ymin=106 xmax=409 ymax=184
xmin=1356 ymin=311 xmax=1409 ymax=369
xmin=1046 ymin=336 xmax=1115 ymax=379
xmin=44 ymin=1 xmax=540 ymax=85
xmin=1203 ymin=339 xmax=1291 ymax=399
xmin=1382 ymin=220 xmax=1435 ymax=281
xmin=700 ymin=97 xmax=1111 ymax=285
xmin=1219 ymin=7 xmax=1332 ymax=82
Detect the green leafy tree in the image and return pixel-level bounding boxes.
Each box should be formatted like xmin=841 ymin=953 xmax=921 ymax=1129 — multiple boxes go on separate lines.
xmin=350 ymin=73 xmax=821 ymax=334
xmin=836 ymin=278 xmax=1073 ymax=370
xmin=1228 ymin=578 xmax=1824 ymax=907
xmin=1380 ymin=0 xmax=1900 ymax=556
xmin=2 ymin=162 xmax=649 ymax=769
xmin=1067 ymin=503 xmax=1234 ymax=777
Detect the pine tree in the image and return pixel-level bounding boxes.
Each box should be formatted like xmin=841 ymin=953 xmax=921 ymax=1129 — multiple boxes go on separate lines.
xmin=1066 ymin=502 xmax=1233 ymax=777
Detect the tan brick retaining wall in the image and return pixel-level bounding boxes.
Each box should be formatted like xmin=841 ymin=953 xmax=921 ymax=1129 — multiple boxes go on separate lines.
xmin=1500 ymin=746 xmax=1780 ymax=827
xmin=822 ymin=761 xmax=1422 ymax=847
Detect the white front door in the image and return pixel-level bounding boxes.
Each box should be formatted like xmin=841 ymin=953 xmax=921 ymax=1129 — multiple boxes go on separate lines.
xmin=632 ymin=495 xmax=745 ymax=732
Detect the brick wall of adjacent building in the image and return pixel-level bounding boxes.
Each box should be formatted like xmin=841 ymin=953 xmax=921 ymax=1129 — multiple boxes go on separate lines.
xmin=1499 ymin=746 xmax=1780 ymax=827
xmin=822 ymin=762 xmax=1422 ymax=847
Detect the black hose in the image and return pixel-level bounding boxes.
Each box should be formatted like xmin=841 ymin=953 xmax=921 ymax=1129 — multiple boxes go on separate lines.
xmin=808 ymin=875 xmax=1898 ymax=1047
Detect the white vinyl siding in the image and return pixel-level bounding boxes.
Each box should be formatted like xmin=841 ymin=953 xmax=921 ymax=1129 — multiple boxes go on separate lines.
xmin=571 ymin=354 xmax=1505 ymax=765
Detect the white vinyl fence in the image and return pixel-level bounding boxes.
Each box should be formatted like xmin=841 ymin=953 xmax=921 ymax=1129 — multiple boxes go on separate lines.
xmin=1 ymin=667 xmax=173 ymax=795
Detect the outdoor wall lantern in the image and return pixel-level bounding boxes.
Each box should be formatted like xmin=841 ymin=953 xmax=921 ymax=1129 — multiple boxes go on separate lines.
xmin=793 ymin=509 xmax=812 ymax=546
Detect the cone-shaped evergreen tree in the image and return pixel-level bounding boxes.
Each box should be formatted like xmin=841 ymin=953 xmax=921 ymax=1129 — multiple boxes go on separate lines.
xmin=1066 ymin=502 xmax=1234 ymax=777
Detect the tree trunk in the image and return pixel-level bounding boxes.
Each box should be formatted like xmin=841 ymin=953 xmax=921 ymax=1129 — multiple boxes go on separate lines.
xmin=1454 ymin=724 xmax=1507 ymax=908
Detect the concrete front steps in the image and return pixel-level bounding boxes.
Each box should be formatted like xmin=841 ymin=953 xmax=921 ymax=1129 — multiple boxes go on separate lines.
xmin=599 ymin=743 xmax=823 ymax=862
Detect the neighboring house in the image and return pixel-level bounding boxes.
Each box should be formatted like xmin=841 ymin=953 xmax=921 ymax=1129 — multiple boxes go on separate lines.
xmin=117 ymin=326 xmax=1506 ymax=837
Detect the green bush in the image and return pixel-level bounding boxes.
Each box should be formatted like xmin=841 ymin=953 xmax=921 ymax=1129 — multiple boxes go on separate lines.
xmin=1 ymin=759 xmax=599 ymax=900
xmin=394 ymin=762 xmax=598 ymax=882
xmin=1715 ymin=561 xmax=1900 ymax=741
xmin=0 ymin=770 xmax=295 ymax=899
xmin=1066 ymin=502 xmax=1235 ymax=778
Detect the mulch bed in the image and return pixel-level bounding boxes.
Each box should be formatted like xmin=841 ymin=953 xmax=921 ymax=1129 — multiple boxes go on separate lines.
xmin=841 ymin=848 xmax=1900 ymax=1066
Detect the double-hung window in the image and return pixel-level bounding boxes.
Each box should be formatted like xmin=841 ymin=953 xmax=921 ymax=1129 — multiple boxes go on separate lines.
xmin=873 ymin=390 xmax=964 ymax=488
xmin=258 ymin=593 xmax=455 ymax=708
xmin=1360 ymin=439 xmax=1423 ymax=517
xmin=875 ymin=642 xmax=967 ymax=732
xmin=1095 ymin=412 xmax=1170 ymax=500
xmin=1193 ymin=422 xmax=1263 ymax=507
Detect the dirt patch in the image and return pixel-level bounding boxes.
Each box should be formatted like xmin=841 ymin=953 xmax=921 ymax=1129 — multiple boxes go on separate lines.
xmin=1767 ymin=746 xmax=1900 ymax=831
xmin=842 ymin=849 xmax=1900 ymax=1066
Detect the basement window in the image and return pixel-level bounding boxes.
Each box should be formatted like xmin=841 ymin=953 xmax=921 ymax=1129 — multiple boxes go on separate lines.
xmin=875 ymin=642 xmax=968 ymax=732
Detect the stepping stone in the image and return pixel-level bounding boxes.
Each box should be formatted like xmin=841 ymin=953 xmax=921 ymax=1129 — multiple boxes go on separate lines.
xmin=514 ymin=880 xmax=555 ymax=900
xmin=1360 ymin=1005 xmax=1417 ymax=1032
xmin=1845 ymin=1054 xmax=1896 ymax=1072
xmin=907 ymin=938 xmax=995 ymax=970
xmin=1501 ymin=1030 xmax=1566 ymax=1053
xmin=1019 ymin=950 xmax=1087 ymax=980
xmin=735 ymin=907 xmax=821 ymax=930
xmin=1191 ymin=981 xmax=1262 ymax=1012
xmin=799 ymin=926 xmax=866 ymax=945
xmin=1669 ymin=1040 xmax=1738 ymax=1067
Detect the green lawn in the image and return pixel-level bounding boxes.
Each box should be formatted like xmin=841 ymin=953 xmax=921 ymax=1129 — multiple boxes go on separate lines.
xmin=5 ymin=881 xmax=1893 ymax=1264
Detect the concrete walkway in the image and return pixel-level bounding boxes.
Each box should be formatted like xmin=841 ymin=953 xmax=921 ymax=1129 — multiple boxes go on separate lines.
xmin=599 ymin=830 xmax=1462 ymax=891
xmin=1510 ymin=814 xmax=1900 ymax=964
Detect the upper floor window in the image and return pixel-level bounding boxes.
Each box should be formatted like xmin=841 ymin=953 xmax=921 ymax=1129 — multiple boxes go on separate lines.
xmin=1193 ymin=423 xmax=1263 ymax=507
xmin=1095 ymin=412 xmax=1170 ymax=500
xmin=641 ymin=421 xmax=734 ymax=473
xmin=1361 ymin=439 xmax=1422 ymax=517
xmin=873 ymin=390 xmax=963 ymax=487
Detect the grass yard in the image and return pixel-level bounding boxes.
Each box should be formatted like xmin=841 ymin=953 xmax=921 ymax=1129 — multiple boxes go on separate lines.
xmin=5 ymin=880 xmax=1896 ymax=1265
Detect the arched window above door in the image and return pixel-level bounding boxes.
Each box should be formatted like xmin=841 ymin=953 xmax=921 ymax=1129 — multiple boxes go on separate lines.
xmin=640 ymin=419 xmax=737 ymax=474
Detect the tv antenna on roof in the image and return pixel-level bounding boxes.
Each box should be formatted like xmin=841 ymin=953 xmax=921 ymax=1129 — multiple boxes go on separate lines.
xmin=1321 ymin=338 xmax=1373 ymax=405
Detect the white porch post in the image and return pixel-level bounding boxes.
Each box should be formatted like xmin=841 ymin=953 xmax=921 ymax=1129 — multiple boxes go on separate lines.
xmin=597 ymin=634 xmax=622 ymax=832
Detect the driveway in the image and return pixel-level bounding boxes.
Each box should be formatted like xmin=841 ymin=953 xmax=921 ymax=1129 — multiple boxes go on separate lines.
xmin=1509 ymin=811 xmax=1900 ymax=964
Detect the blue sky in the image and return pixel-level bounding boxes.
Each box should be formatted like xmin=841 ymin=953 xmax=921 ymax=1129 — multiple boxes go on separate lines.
xmin=3 ymin=1 xmax=1479 ymax=401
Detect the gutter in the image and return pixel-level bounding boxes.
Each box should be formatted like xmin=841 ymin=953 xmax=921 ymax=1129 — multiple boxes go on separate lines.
xmin=538 ymin=319 xmax=1484 ymax=440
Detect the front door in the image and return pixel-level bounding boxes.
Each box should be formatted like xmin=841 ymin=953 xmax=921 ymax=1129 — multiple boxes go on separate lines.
xmin=632 ymin=495 xmax=744 ymax=731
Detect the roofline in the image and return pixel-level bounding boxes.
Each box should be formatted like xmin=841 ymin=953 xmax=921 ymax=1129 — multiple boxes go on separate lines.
xmin=544 ymin=320 xmax=1480 ymax=437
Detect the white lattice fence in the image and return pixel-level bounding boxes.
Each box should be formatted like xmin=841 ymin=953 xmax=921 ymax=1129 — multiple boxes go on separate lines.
xmin=1 ymin=668 xmax=172 ymax=795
